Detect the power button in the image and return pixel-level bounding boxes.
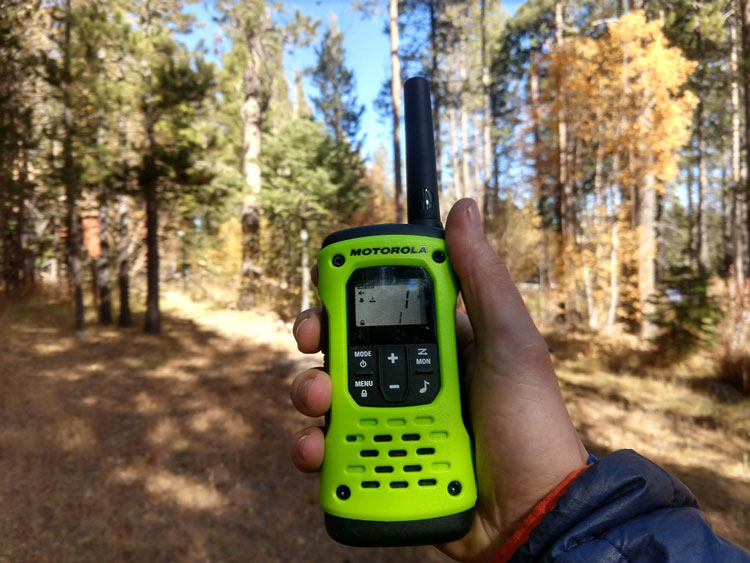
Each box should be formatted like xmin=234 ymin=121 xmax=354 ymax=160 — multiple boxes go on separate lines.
xmin=350 ymin=347 xmax=377 ymax=375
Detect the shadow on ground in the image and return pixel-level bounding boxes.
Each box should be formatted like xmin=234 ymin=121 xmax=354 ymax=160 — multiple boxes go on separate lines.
xmin=0 ymin=301 xmax=450 ymax=563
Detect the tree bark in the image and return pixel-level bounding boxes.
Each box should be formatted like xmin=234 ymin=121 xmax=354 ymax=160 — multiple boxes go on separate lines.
xmin=696 ymin=74 xmax=709 ymax=276
xmin=638 ymin=171 xmax=657 ymax=339
xmin=741 ymin=0 xmax=750 ymax=277
xmin=448 ymin=105 xmax=462 ymax=201
xmin=239 ymin=90 xmax=263 ymax=309
xmin=14 ymin=148 xmax=29 ymax=290
xmin=555 ymin=0 xmax=575 ymax=322
xmin=237 ymin=6 xmax=272 ymax=310
xmin=529 ymin=50 xmax=550 ymax=299
xmin=606 ymin=216 xmax=620 ymax=329
xmin=429 ymin=0 xmax=442 ymax=194
xmin=686 ymin=164 xmax=695 ymax=264
xmin=458 ymin=37 xmax=471 ymax=202
xmin=389 ymin=0 xmax=404 ymax=223
xmin=0 ymin=143 xmax=7 ymax=293
xmin=63 ymin=0 xmax=85 ymax=333
xmin=97 ymin=181 xmax=113 ymax=324
xmin=143 ymin=113 xmax=160 ymax=334
xmin=115 ymin=194 xmax=132 ymax=327
xmin=731 ymin=7 xmax=745 ymax=287
xmin=481 ymin=0 xmax=493 ymax=219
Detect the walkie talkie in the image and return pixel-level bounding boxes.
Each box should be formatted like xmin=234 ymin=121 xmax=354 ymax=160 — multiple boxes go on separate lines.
xmin=316 ymin=77 xmax=476 ymax=547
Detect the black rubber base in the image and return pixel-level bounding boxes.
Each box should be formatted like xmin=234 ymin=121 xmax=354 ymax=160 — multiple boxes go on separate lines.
xmin=324 ymin=509 xmax=474 ymax=547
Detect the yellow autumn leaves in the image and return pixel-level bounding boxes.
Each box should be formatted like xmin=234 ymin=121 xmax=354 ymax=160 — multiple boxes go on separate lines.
xmin=543 ymin=12 xmax=697 ymax=330
xmin=554 ymin=11 xmax=697 ymax=195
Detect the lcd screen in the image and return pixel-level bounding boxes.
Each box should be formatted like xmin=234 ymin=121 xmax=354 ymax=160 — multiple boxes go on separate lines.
xmin=354 ymin=279 xmax=427 ymax=327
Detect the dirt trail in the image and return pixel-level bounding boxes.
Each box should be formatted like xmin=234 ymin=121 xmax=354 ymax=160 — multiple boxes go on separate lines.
xmin=0 ymin=297 xmax=747 ymax=562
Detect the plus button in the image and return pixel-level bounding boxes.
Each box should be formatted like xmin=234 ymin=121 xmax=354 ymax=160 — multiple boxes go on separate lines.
xmin=387 ymin=352 xmax=399 ymax=364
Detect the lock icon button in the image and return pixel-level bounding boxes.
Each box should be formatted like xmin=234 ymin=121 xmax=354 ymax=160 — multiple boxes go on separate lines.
xmin=361 ymin=389 xmax=368 ymax=398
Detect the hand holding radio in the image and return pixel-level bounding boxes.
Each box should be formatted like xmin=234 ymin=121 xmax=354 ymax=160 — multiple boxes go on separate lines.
xmin=291 ymin=198 xmax=589 ymax=562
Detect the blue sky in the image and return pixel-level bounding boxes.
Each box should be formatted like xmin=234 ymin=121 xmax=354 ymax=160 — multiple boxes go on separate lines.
xmin=183 ymin=1 xmax=525 ymax=161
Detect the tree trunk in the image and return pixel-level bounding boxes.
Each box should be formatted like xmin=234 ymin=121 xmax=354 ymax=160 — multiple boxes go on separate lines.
xmin=429 ymin=0 xmax=442 ymax=194
xmin=97 ymin=181 xmax=113 ymax=324
xmin=238 ymin=8 xmax=269 ymax=309
xmin=696 ymin=94 xmax=709 ymax=276
xmin=458 ymin=39 xmax=471 ymax=201
xmin=638 ymin=170 xmax=658 ymax=339
xmin=721 ymin=152 xmax=732 ymax=276
xmin=686 ymin=164 xmax=695 ymax=264
xmin=63 ymin=0 xmax=85 ymax=333
xmin=0 ymin=148 xmax=7 ymax=293
xmin=481 ymin=0 xmax=493 ymax=219
xmin=14 ymin=148 xmax=29 ymax=290
xmin=389 ymin=0 xmax=404 ymax=223
xmin=300 ymin=219 xmax=310 ymax=312
xmin=115 ymin=194 xmax=132 ymax=327
xmin=741 ymin=0 xmax=750 ymax=277
xmin=555 ymin=0 xmax=574 ymax=322
xmin=449 ymin=105 xmax=462 ymax=201
xmin=732 ymin=2 xmax=746 ymax=287
xmin=529 ymin=51 xmax=549 ymax=297
xmin=239 ymin=90 xmax=263 ymax=309
xmin=606 ymin=217 xmax=620 ymax=329
xmin=143 ymin=113 xmax=160 ymax=334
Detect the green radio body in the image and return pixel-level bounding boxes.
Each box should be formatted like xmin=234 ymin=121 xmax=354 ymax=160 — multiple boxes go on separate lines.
xmin=316 ymin=224 xmax=477 ymax=546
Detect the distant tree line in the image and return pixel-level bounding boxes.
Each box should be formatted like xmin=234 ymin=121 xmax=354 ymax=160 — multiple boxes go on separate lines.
xmin=378 ymin=0 xmax=749 ymax=355
xmin=0 ymin=0 xmax=376 ymax=330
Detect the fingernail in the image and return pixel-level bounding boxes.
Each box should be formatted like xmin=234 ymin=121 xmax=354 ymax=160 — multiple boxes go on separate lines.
xmin=466 ymin=200 xmax=481 ymax=230
xmin=293 ymin=316 xmax=309 ymax=340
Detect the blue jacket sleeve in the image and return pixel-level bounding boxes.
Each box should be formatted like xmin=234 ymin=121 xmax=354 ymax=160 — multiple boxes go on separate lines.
xmin=509 ymin=449 xmax=750 ymax=562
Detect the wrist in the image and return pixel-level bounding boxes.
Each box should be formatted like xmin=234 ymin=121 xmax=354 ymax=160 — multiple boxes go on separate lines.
xmin=491 ymin=454 xmax=597 ymax=563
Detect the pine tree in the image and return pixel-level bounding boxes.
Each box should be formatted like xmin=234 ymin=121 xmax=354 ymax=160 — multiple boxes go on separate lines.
xmin=130 ymin=0 xmax=214 ymax=334
xmin=310 ymin=14 xmax=364 ymax=147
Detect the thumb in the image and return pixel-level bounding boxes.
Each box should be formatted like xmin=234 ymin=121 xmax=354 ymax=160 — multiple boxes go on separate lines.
xmin=445 ymin=199 xmax=543 ymax=351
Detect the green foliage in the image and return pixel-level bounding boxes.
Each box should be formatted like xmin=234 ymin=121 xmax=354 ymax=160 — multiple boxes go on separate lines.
xmin=310 ymin=15 xmax=364 ymax=147
xmin=649 ymin=267 xmax=722 ymax=361
xmin=261 ymin=117 xmax=368 ymax=233
xmin=259 ymin=117 xmax=369 ymax=314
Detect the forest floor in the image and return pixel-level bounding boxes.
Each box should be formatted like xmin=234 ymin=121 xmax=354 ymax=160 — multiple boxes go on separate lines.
xmin=0 ymin=293 xmax=748 ymax=562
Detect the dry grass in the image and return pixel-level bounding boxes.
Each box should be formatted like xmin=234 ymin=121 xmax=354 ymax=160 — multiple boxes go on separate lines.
xmin=0 ymin=295 xmax=747 ymax=561
xmin=0 ymin=294 xmax=449 ymax=563
xmin=546 ymin=330 xmax=750 ymax=547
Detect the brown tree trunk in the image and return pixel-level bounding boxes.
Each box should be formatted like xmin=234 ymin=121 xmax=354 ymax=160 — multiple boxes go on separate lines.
xmin=696 ymin=61 xmax=709 ymax=276
xmin=529 ymin=50 xmax=550 ymax=300
xmin=143 ymin=114 xmax=160 ymax=334
xmin=116 ymin=194 xmax=132 ymax=327
xmin=389 ymin=0 xmax=404 ymax=223
xmin=63 ymin=0 xmax=85 ymax=333
xmin=239 ymin=85 xmax=262 ymax=309
xmin=637 ymin=171 xmax=657 ymax=339
xmin=0 ymin=147 xmax=8 ymax=293
xmin=686 ymin=164 xmax=695 ymax=265
xmin=731 ymin=7 xmax=745 ymax=286
xmin=14 ymin=148 xmax=29 ymax=290
xmin=458 ymin=38 xmax=471 ymax=201
xmin=555 ymin=0 xmax=575 ymax=322
xmin=97 ymin=182 xmax=113 ymax=324
xmin=448 ymin=105 xmax=462 ymax=201
xmin=429 ymin=0 xmax=442 ymax=194
xmin=741 ymin=0 xmax=750 ymax=277
xmin=238 ymin=8 xmax=270 ymax=310
xmin=481 ymin=0 xmax=493 ymax=219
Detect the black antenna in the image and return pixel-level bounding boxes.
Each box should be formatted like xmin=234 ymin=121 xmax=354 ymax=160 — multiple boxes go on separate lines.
xmin=404 ymin=77 xmax=442 ymax=228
